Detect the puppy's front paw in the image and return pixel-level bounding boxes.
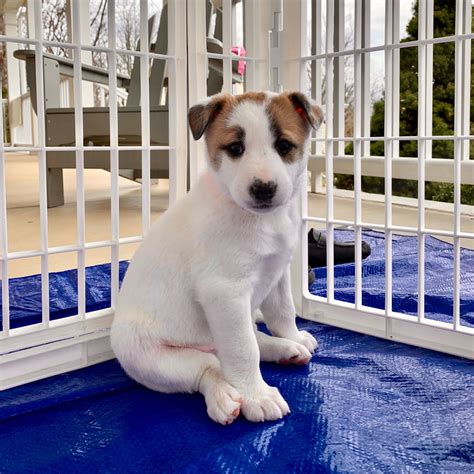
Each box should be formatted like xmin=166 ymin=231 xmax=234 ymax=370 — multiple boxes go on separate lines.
xmin=271 ymin=339 xmax=312 ymax=365
xmin=241 ymin=385 xmax=290 ymax=422
xmin=293 ymin=330 xmax=318 ymax=354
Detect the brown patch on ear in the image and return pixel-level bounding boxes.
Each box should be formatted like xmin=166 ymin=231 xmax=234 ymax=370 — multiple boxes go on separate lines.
xmin=201 ymin=95 xmax=235 ymax=170
xmin=188 ymin=104 xmax=210 ymax=140
xmin=266 ymin=94 xmax=311 ymax=163
xmin=287 ymin=92 xmax=324 ymax=130
xmin=188 ymin=96 xmax=230 ymax=141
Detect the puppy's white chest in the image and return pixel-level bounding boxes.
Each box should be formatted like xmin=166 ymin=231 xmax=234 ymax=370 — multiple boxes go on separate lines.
xmin=257 ymin=206 xmax=299 ymax=255
xmin=248 ymin=210 xmax=299 ymax=308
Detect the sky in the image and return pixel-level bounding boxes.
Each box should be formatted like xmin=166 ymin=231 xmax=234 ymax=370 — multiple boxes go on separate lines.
xmin=364 ymin=0 xmax=416 ymax=91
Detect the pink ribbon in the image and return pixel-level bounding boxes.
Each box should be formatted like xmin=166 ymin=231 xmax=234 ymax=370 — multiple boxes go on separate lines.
xmin=231 ymin=46 xmax=247 ymax=76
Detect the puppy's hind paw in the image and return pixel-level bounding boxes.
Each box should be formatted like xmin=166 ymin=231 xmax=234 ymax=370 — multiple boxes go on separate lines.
xmin=204 ymin=380 xmax=243 ymax=425
xmin=241 ymin=385 xmax=290 ymax=423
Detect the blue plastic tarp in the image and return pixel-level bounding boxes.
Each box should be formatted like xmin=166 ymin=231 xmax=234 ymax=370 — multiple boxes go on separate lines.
xmin=0 ymin=262 xmax=129 ymax=330
xmin=1 ymin=231 xmax=473 ymax=471
xmin=0 ymin=320 xmax=473 ymax=472
xmin=310 ymin=229 xmax=474 ymax=327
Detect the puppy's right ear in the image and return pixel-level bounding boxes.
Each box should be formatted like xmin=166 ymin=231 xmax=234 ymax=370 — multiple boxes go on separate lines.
xmin=188 ymin=95 xmax=228 ymax=140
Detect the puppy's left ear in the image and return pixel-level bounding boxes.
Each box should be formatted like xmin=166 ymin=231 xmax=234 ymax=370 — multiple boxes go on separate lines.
xmin=188 ymin=94 xmax=228 ymax=140
xmin=288 ymin=92 xmax=324 ymax=130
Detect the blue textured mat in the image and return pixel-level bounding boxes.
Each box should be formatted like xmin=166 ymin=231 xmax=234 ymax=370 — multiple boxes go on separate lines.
xmin=0 ymin=262 xmax=129 ymax=330
xmin=0 ymin=320 xmax=473 ymax=472
xmin=310 ymin=230 xmax=474 ymax=327
xmin=1 ymin=230 xmax=473 ymax=330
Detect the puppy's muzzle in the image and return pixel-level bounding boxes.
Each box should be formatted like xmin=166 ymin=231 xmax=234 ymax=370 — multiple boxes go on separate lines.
xmin=249 ymin=179 xmax=278 ymax=208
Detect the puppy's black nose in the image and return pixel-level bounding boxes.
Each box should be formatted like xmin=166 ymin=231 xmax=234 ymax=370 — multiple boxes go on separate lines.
xmin=249 ymin=179 xmax=277 ymax=202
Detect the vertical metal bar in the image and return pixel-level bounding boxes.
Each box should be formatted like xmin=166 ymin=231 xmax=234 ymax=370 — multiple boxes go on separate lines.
xmin=139 ymin=0 xmax=151 ymax=235
xmin=333 ymin=0 xmax=345 ymax=157
xmin=417 ymin=0 xmax=427 ymax=322
xmin=425 ymin=0 xmax=433 ymax=160
xmin=299 ymin=1 xmax=309 ymax=89
xmin=231 ymin=1 xmax=238 ymax=45
xmin=256 ymin=0 xmax=272 ymax=91
xmin=222 ymin=0 xmax=233 ymax=93
xmin=71 ymin=0 xmax=86 ymax=320
xmin=384 ymin=0 xmax=393 ymax=315
xmin=453 ymin=0 xmax=463 ymax=330
xmin=461 ymin=1 xmax=471 ymax=162
xmin=243 ymin=0 xmax=265 ymax=93
xmin=453 ymin=141 xmax=461 ymax=330
xmin=187 ymin=0 xmax=208 ymax=186
xmin=392 ymin=0 xmax=400 ymax=160
xmin=300 ymin=0 xmax=310 ymax=302
xmin=168 ymin=0 xmax=188 ymax=204
xmin=312 ymin=0 xmax=322 ymax=107
xmin=0 ymin=64 xmax=9 ymax=336
xmin=281 ymin=0 xmax=307 ymax=313
xmin=108 ymin=0 xmax=119 ymax=309
xmin=361 ymin=0 xmax=371 ymax=158
xmin=33 ymin=0 xmax=50 ymax=326
xmin=243 ymin=0 xmax=255 ymax=92
xmin=243 ymin=1 xmax=258 ymax=92
xmin=354 ymin=0 xmax=363 ymax=309
xmin=311 ymin=0 xmax=323 ymax=192
xmin=325 ymin=0 xmax=335 ymax=302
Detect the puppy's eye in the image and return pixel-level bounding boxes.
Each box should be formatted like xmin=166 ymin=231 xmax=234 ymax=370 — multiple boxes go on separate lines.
xmin=275 ymin=139 xmax=295 ymax=156
xmin=225 ymin=142 xmax=245 ymax=158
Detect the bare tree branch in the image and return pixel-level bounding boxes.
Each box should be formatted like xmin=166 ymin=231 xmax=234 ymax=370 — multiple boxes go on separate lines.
xmin=91 ymin=0 xmax=108 ymax=47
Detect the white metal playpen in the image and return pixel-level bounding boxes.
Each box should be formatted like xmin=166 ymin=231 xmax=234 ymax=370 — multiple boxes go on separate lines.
xmin=0 ymin=0 xmax=473 ymax=390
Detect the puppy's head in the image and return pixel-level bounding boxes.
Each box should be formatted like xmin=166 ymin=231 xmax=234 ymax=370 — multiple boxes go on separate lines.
xmin=188 ymin=91 xmax=323 ymax=214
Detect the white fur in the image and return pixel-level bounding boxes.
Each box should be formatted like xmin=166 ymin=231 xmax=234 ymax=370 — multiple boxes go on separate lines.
xmin=111 ymin=92 xmax=319 ymax=425
xmin=220 ymin=101 xmax=296 ymax=213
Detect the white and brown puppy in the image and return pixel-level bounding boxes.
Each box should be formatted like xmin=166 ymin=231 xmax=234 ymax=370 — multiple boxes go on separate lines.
xmin=111 ymin=91 xmax=324 ymax=425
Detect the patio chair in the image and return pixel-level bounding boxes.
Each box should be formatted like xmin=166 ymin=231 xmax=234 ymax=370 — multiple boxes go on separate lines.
xmin=15 ymin=1 xmax=243 ymax=207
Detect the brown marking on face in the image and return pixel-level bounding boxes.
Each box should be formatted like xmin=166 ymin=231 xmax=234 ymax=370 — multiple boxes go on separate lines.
xmin=202 ymin=95 xmax=235 ymax=170
xmin=190 ymin=91 xmax=321 ymax=169
xmin=266 ymin=94 xmax=311 ymax=163
xmin=203 ymin=92 xmax=267 ymax=170
xmin=235 ymin=91 xmax=266 ymax=104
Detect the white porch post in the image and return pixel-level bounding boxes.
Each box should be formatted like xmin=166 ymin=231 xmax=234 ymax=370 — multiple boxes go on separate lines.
xmin=244 ymin=0 xmax=272 ymax=92
xmin=4 ymin=9 xmax=25 ymax=145
xmin=26 ymin=0 xmax=35 ymax=37
xmin=67 ymin=0 xmax=94 ymax=107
